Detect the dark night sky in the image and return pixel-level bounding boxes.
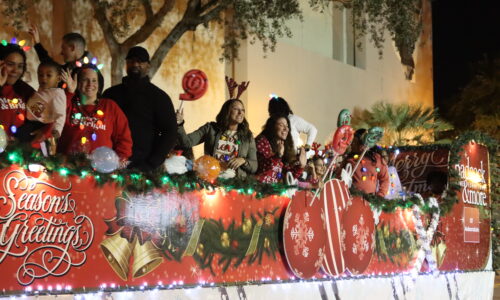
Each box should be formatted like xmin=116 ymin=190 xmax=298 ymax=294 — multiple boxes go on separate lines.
xmin=432 ymin=0 xmax=499 ymax=109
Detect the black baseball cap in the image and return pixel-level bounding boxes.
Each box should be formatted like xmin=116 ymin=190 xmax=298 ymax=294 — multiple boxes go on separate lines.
xmin=126 ymin=46 xmax=150 ymax=62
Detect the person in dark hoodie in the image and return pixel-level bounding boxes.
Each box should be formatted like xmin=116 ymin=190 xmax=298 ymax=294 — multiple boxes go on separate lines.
xmin=28 ymin=24 xmax=91 ymax=72
xmin=102 ymin=46 xmax=177 ymax=171
xmin=0 ymin=43 xmax=36 ymax=137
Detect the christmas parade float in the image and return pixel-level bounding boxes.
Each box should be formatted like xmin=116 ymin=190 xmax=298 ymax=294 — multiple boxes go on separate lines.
xmin=0 ymin=108 xmax=496 ymax=299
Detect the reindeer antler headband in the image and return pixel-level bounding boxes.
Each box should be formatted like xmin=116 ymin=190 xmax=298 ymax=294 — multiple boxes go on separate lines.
xmin=225 ymin=76 xmax=250 ymax=99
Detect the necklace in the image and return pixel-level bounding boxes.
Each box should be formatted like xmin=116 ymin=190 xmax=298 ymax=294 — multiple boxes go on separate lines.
xmin=70 ymin=97 xmax=105 ymax=145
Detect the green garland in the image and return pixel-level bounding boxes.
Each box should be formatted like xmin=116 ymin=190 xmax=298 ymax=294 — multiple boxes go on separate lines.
xmin=186 ymin=209 xmax=280 ymax=275
xmin=374 ymin=224 xmax=416 ymax=266
xmin=0 ymin=142 xmax=293 ymax=199
xmin=0 ymin=131 xmax=496 ymax=215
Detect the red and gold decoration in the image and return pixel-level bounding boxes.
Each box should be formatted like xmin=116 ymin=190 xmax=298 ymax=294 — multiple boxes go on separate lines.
xmin=0 ymin=132 xmax=494 ymax=297
xmin=283 ymin=190 xmax=326 ymax=279
xmin=342 ymin=196 xmax=375 ymax=275
xmin=321 ymin=179 xmax=349 ymax=276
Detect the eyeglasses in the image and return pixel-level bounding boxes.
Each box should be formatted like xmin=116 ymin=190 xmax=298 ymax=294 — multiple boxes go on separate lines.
xmin=4 ymin=60 xmax=26 ymax=70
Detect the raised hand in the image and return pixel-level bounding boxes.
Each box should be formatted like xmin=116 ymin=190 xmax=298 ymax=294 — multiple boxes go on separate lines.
xmin=0 ymin=61 xmax=8 ymax=86
xmin=61 ymin=68 xmax=77 ymax=93
xmin=28 ymin=24 xmax=40 ymax=44
xmin=176 ymin=108 xmax=184 ymax=125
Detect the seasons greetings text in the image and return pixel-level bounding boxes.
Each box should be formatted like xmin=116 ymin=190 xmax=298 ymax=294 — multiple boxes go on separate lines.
xmin=0 ymin=170 xmax=94 ymax=285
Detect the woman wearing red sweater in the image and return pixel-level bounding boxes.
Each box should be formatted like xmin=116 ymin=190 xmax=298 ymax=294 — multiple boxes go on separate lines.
xmin=58 ymin=64 xmax=132 ymax=160
xmin=255 ymin=114 xmax=306 ymax=183
xmin=0 ymin=44 xmax=35 ymax=136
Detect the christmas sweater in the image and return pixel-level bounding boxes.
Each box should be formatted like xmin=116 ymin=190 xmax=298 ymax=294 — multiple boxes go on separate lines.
xmin=343 ymin=152 xmax=389 ymax=197
xmin=255 ymin=135 xmax=303 ymax=183
xmin=0 ymin=81 xmax=35 ymax=136
xmin=58 ymin=95 xmax=132 ymax=160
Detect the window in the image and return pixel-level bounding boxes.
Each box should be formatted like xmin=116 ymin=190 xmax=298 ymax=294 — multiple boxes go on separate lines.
xmin=332 ymin=5 xmax=365 ymax=69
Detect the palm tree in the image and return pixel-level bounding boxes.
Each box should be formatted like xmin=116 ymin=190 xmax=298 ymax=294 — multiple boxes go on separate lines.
xmin=351 ymin=102 xmax=453 ymax=146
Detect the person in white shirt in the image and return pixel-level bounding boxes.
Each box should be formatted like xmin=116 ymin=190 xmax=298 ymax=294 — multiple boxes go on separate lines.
xmin=268 ymin=96 xmax=317 ymax=150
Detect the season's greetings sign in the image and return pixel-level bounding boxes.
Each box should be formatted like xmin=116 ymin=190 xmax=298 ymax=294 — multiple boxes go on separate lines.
xmin=0 ymin=143 xmax=491 ymax=294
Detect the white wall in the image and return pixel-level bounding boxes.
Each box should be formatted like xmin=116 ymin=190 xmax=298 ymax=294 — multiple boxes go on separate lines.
xmin=234 ymin=0 xmax=433 ymax=145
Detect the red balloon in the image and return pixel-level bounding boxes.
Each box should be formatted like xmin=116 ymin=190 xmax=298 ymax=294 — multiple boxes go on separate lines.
xmin=332 ymin=125 xmax=354 ymax=155
xmin=179 ymin=69 xmax=208 ymax=101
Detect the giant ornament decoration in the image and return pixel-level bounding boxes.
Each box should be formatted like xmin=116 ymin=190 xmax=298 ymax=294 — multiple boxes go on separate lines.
xmin=283 ymin=190 xmax=326 ymax=279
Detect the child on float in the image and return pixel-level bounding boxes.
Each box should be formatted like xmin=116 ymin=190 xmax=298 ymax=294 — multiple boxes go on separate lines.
xmin=255 ymin=114 xmax=307 ymax=183
xmin=15 ymin=61 xmax=66 ymax=143
xmin=306 ymin=155 xmax=327 ymax=189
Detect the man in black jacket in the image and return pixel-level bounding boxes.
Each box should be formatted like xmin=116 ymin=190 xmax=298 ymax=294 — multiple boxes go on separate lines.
xmin=29 ymin=25 xmax=91 ymax=71
xmin=102 ymin=46 xmax=177 ymax=171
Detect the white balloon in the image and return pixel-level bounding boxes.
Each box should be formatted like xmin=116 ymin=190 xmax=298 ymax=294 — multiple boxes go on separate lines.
xmin=90 ymin=146 xmax=119 ymax=173
xmin=0 ymin=127 xmax=7 ymax=153
xmin=163 ymin=155 xmax=188 ymax=174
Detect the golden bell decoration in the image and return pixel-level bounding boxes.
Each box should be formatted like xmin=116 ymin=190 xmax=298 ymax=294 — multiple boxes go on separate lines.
xmin=264 ymin=214 xmax=274 ymax=226
xmin=100 ymin=234 xmax=134 ymax=281
xmin=242 ymin=218 xmax=252 ymax=235
xmin=196 ymin=243 xmax=205 ymax=257
xmin=132 ymin=240 xmax=163 ymax=279
xmin=432 ymin=242 xmax=447 ymax=268
xmin=263 ymin=237 xmax=270 ymax=249
xmin=220 ymin=232 xmax=230 ymax=248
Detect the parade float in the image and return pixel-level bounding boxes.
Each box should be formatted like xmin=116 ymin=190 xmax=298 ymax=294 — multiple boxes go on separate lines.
xmin=0 ymin=119 xmax=496 ymax=299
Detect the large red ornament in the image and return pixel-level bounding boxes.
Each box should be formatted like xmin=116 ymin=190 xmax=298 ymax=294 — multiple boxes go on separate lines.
xmin=283 ymin=190 xmax=326 ymax=279
xmin=194 ymin=155 xmax=221 ymax=182
xmin=332 ymin=125 xmax=354 ymax=155
xmin=342 ymin=196 xmax=375 ymax=275
xmin=179 ymin=69 xmax=208 ymax=100
xmin=321 ymin=179 xmax=350 ymax=276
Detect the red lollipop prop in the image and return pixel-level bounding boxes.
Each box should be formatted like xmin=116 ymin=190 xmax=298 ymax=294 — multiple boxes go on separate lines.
xmin=332 ymin=125 xmax=354 ymax=155
xmin=179 ymin=69 xmax=208 ymax=109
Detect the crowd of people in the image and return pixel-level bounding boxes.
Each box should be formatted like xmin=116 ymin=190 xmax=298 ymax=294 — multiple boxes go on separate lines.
xmin=0 ymin=28 xmax=396 ymax=198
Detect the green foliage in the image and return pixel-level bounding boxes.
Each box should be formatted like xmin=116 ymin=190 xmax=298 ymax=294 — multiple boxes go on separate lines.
xmin=310 ymin=0 xmax=422 ymax=59
xmin=221 ymin=0 xmax=302 ymax=59
xmin=352 ymin=102 xmax=453 ymax=146
xmin=447 ymin=55 xmax=500 ymax=140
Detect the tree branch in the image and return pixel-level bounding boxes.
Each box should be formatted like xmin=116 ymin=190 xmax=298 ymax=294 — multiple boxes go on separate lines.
xmin=149 ymin=21 xmax=190 ymax=77
xmin=200 ymin=0 xmax=219 ymax=13
xmin=140 ymin=0 xmax=154 ymax=19
xmin=89 ymin=0 xmax=120 ymax=53
xmin=197 ymin=3 xmax=227 ymax=25
xmin=123 ymin=0 xmax=176 ymax=48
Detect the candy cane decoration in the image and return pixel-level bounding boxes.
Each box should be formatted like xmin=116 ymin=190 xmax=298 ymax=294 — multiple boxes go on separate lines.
xmin=410 ymin=194 xmax=440 ymax=279
xmin=179 ymin=69 xmax=208 ymax=109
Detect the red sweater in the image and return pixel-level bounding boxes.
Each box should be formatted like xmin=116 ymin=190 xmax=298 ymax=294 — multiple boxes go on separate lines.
xmin=0 ymin=82 xmax=35 ymax=136
xmin=58 ymin=96 xmax=133 ymax=160
xmin=255 ymin=135 xmax=303 ymax=183
xmin=343 ymin=152 xmax=389 ymax=197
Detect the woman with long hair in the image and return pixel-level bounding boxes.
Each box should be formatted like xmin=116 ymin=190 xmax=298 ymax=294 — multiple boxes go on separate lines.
xmin=268 ymin=96 xmax=317 ymax=149
xmin=255 ymin=114 xmax=306 ymax=183
xmin=57 ymin=64 xmax=132 ymax=160
xmin=176 ymin=98 xmax=257 ymax=178
xmin=0 ymin=43 xmax=36 ymax=137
